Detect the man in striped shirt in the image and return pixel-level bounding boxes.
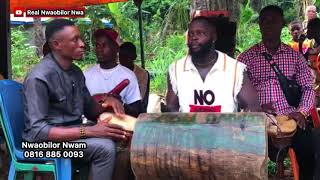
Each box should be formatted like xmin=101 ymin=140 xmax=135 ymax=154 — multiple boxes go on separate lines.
xmin=238 ymin=5 xmax=315 ymax=179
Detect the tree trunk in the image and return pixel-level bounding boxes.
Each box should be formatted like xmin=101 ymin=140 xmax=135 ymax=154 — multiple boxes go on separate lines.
xmin=131 ymin=112 xmax=268 ymax=180
xmin=250 ymin=0 xmax=261 ymax=12
xmin=33 ymin=18 xmax=45 ymax=57
xmin=299 ymin=0 xmax=314 ymax=18
xmin=190 ymin=0 xmax=245 ymax=22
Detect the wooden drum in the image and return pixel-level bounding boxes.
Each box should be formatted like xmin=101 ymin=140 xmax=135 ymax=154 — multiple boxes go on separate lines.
xmin=131 ymin=113 xmax=268 ymax=180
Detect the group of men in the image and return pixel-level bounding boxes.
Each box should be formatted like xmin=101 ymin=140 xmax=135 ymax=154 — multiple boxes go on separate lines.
xmin=166 ymin=5 xmax=318 ymax=180
xmin=22 ymin=4 xmax=319 ymax=180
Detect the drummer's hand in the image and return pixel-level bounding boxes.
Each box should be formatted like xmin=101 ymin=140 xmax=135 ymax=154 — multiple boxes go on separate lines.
xmin=261 ymin=103 xmax=276 ymax=115
xmin=288 ymin=112 xmax=306 ymax=130
xmin=86 ymin=123 xmax=128 ymax=140
xmin=101 ymin=96 xmax=125 ymax=118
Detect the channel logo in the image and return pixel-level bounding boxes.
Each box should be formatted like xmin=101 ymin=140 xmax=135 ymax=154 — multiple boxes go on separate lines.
xmin=13 ymin=7 xmax=25 ymax=17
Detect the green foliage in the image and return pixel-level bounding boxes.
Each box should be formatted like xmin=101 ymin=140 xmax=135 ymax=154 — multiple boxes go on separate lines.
xmin=73 ymin=5 xmax=111 ymax=64
xmin=278 ymin=1 xmax=300 ymax=24
xmin=146 ymin=34 xmax=187 ymax=94
xmin=267 ymin=159 xmax=291 ymax=175
xmin=236 ymin=0 xmax=297 ymax=56
xmin=11 ymin=26 xmax=39 ymax=80
xmin=10 ymin=0 xmax=302 ymax=94
xmin=316 ymin=0 xmax=320 ymax=8
xmin=268 ymin=160 xmax=277 ymax=174
xmin=281 ymin=27 xmax=292 ymax=44
xmin=159 ymin=0 xmax=189 ymax=37
xmin=74 ymin=51 xmax=96 ymax=71
xmin=236 ymin=1 xmax=260 ymax=54
xmin=109 ymin=2 xmax=140 ymax=44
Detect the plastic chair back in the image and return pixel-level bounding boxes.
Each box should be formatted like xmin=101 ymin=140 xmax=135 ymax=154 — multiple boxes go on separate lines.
xmin=0 ymin=80 xmax=25 ymax=157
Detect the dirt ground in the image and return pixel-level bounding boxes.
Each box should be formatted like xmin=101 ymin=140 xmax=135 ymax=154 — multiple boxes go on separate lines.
xmin=0 ymin=141 xmax=294 ymax=180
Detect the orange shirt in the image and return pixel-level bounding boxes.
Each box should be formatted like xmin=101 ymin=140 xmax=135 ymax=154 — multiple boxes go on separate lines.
xmin=288 ymin=40 xmax=312 ymax=54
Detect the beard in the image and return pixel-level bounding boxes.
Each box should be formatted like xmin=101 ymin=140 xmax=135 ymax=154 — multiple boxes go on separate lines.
xmin=188 ymin=40 xmax=214 ymax=58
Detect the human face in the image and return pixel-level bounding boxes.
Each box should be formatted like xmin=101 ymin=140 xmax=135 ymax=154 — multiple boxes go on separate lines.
xmin=289 ymin=23 xmax=303 ymax=42
xmin=52 ymin=26 xmax=85 ymax=60
xmin=307 ymin=7 xmax=317 ymax=20
xmin=119 ymin=49 xmax=136 ymax=68
xmin=95 ymin=36 xmax=118 ymax=63
xmin=259 ymin=11 xmax=284 ymax=40
xmin=187 ymin=21 xmax=216 ymax=57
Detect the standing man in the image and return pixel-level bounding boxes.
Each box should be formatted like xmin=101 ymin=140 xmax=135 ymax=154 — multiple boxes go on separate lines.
xmin=119 ymin=42 xmax=150 ymax=113
xmin=166 ymin=16 xmax=261 ymax=113
xmin=85 ymin=29 xmax=142 ymax=117
xmin=307 ymin=18 xmax=320 ymax=47
xmin=307 ymin=18 xmax=320 ymax=178
xmin=303 ymin=5 xmax=318 ymax=32
xmin=23 ymin=19 xmax=129 ymax=180
xmin=288 ymin=20 xmax=311 ymax=55
xmin=238 ymin=5 xmax=315 ymax=179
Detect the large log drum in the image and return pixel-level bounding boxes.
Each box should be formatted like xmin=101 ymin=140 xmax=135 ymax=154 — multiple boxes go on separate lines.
xmin=131 ymin=112 xmax=268 ymax=180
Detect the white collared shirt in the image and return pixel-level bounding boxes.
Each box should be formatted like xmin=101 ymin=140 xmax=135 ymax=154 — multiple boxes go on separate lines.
xmin=168 ymin=50 xmax=246 ymax=112
xmin=84 ymin=64 xmax=141 ymax=104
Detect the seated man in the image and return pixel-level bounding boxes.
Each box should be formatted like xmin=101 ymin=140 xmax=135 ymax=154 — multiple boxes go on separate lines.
xmin=166 ymin=16 xmax=261 ymax=113
xmin=23 ymin=19 xmax=129 ymax=180
xmin=85 ymin=29 xmax=142 ymax=117
xmin=238 ymin=5 xmax=315 ymax=179
xmin=119 ymin=42 xmax=150 ymax=113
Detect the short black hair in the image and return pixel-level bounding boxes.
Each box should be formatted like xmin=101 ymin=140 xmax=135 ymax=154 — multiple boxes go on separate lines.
xmin=189 ymin=16 xmax=216 ymax=30
xmin=120 ymin=42 xmax=136 ymax=53
xmin=289 ymin=20 xmax=302 ymax=28
xmin=43 ymin=19 xmax=75 ymax=56
xmin=259 ymin=5 xmax=284 ymax=17
xmin=45 ymin=19 xmax=75 ymax=40
xmin=308 ymin=18 xmax=320 ymax=29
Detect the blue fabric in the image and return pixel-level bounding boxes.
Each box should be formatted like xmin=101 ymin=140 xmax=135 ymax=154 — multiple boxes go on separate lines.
xmin=0 ymin=80 xmax=72 ymax=180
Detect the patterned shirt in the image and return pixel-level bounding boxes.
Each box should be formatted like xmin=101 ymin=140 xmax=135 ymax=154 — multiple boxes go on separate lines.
xmin=237 ymin=42 xmax=315 ymax=115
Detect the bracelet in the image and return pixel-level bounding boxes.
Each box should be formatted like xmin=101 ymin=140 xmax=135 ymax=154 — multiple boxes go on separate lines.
xmin=80 ymin=126 xmax=86 ymax=139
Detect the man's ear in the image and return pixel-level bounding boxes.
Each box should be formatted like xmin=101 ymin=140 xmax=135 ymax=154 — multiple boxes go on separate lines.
xmin=51 ymin=39 xmax=61 ymax=51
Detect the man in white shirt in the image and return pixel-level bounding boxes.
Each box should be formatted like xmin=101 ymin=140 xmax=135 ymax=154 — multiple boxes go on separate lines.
xmin=84 ymin=29 xmax=142 ymax=117
xmin=166 ymin=16 xmax=261 ymax=113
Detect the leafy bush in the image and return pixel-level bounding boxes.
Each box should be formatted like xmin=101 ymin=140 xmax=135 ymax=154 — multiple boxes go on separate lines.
xmin=11 ymin=26 xmax=39 ymax=81
xmin=146 ymin=34 xmax=187 ymax=94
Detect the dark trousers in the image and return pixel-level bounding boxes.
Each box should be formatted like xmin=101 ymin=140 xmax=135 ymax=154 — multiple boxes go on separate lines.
xmin=269 ymin=125 xmax=315 ymax=180
xmin=74 ymin=138 xmax=116 ymax=180
xmin=313 ymin=127 xmax=320 ymax=180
